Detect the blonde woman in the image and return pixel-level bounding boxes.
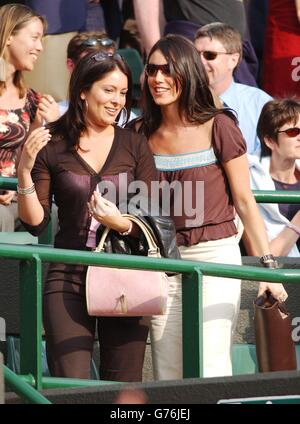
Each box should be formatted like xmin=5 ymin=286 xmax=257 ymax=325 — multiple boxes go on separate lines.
xmin=0 ymin=4 xmax=58 ymax=231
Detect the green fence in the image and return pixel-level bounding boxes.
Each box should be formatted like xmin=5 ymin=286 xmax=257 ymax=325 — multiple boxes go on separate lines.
xmin=1 ymin=242 xmax=300 ymax=393
xmin=1 ymin=176 xmax=300 ymax=400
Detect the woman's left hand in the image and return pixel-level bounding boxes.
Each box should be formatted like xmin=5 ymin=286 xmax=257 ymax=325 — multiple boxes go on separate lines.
xmin=258 ymin=282 xmax=288 ymax=303
xmin=87 ymin=191 xmax=131 ymax=233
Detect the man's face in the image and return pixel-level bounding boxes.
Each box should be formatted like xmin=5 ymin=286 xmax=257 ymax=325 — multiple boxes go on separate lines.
xmin=194 ymin=36 xmax=238 ymax=90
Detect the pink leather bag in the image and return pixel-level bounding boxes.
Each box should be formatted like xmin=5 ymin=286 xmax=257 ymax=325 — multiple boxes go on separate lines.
xmin=86 ymin=214 xmax=169 ymax=316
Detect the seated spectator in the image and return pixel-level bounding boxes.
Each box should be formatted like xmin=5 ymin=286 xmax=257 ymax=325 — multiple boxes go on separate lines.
xmin=58 ymin=31 xmax=116 ymax=115
xmin=59 ymin=31 xmax=137 ymax=125
xmin=0 ymin=3 xmax=58 ymax=232
xmin=194 ymin=22 xmax=272 ymax=156
xmin=248 ymin=98 xmax=300 ymax=257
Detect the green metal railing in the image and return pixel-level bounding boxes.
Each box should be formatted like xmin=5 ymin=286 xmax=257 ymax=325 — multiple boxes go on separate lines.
xmin=1 ymin=176 xmax=300 ymax=400
xmin=4 ymin=365 xmax=51 ymax=404
xmin=1 ymin=243 xmax=300 ymax=392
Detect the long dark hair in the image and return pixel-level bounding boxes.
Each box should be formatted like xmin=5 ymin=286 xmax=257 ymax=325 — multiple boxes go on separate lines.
xmin=48 ymin=51 xmax=132 ymax=150
xmin=141 ymin=34 xmax=234 ymax=138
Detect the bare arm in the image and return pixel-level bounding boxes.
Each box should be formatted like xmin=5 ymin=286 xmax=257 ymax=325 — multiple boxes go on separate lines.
xmin=295 ymin=0 xmax=300 ymax=22
xmin=17 ymin=127 xmax=51 ymax=226
xmin=133 ymin=0 xmax=165 ymax=54
xmin=223 ymin=154 xmax=288 ymax=299
xmin=268 ymin=211 xmax=300 ymax=256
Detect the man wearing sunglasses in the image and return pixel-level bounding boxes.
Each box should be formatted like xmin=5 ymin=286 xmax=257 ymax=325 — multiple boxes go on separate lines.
xmin=195 ymin=22 xmax=272 ymax=156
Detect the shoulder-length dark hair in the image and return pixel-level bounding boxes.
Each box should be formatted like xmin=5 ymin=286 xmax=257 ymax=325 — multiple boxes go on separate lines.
xmin=49 ymin=51 xmax=132 ymax=150
xmin=141 ymin=34 xmax=235 ymax=138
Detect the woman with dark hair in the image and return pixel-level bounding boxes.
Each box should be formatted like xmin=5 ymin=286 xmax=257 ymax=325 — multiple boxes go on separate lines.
xmin=16 ymin=51 xmax=157 ymax=381
xmin=134 ymin=34 xmax=287 ymax=380
xmin=249 ymin=98 xmax=300 ymax=257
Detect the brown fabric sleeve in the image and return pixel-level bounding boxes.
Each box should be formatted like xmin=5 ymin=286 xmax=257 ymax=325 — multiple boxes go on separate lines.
xmin=20 ymin=144 xmax=52 ymax=236
xmin=212 ymin=113 xmax=247 ymax=163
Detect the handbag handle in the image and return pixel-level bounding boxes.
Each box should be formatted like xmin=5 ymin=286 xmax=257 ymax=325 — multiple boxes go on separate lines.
xmin=95 ymin=214 xmax=161 ymax=257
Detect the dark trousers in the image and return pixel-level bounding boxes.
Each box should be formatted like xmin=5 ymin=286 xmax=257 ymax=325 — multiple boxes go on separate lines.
xmin=43 ymin=280 xmax=149 ymax=382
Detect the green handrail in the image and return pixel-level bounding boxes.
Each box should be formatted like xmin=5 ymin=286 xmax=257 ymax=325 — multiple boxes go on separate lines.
xmin=4 ymin=365 xmax=51 ymax=404
xmin=1 ymin=242 xmax=300 ymax=392
xmin=1 ymin=175 xmax=300 ymax=394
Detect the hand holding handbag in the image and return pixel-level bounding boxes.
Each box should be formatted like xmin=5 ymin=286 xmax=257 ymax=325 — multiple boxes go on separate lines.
xmin=253 ymin=290 xmax=297 ymax=372
xmin=86 ymin=214 xmax=169 ymax=317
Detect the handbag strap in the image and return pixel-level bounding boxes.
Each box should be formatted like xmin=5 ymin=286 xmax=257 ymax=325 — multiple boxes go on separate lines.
xmin=95 ymin=214 xmax=161 ymax=257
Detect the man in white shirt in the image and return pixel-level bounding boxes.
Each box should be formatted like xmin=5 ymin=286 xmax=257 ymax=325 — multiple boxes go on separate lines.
xmin=194 ymin=22 xmax=272 ymax=156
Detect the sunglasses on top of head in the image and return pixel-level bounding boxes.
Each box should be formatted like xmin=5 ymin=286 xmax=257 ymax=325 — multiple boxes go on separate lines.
xmin=199 ymin=50 xmax=234 ymax=61
xmin=145 ymin=63 xmax=171 ymax=77
xmin=90 ymin=52 xmax=123 ymax=62
xmin=82 ymin=37 xmax=115 ymax=48
xmin=277 ymin=127 xmax=300 ymax=137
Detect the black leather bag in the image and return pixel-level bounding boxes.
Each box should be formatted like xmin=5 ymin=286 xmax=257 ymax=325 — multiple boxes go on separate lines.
xmin=253 ymin=291 xmax=297 ymax=372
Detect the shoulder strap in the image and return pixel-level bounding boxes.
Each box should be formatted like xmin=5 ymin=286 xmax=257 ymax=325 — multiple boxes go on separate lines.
xmin=95 ymin=214 xmax=161 ymax=257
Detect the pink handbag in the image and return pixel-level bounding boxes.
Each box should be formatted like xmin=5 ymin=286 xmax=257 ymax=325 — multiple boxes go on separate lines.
xmin=86 ymin=214 xmax=169 ymax=316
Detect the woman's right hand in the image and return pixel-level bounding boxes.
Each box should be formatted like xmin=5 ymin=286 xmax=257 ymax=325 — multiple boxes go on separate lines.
xmin=258 ymin=282 xmax=288 ymax=303
xmin=18 ymin=127 xmax=51 ymax=173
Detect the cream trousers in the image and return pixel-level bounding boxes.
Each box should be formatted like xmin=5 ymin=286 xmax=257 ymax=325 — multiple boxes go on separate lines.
xmin=150 ymin=235 xmax=242 ymax=380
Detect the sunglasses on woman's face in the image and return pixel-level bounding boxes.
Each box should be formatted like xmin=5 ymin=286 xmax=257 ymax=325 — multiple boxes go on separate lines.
xmin=145 ymin=63 xmax=171 ymax=77
xmin=199 ymin=50 xmax=233 ymax=61
xmin=278 ymin=127 xmax=300 ymax=137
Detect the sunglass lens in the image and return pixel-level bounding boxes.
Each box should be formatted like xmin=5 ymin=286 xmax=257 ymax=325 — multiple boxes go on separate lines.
xmin=203 ymin=51 xmax=218 ymax=61
xmin=146 ymin=64 xmax=170 ymax=76
xmin=286 ymin=128 xmax=300 ymax=137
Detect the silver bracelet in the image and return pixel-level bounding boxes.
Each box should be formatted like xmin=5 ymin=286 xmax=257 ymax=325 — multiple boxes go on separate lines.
xmin=17 ymin=183 xmax=35 ymax=195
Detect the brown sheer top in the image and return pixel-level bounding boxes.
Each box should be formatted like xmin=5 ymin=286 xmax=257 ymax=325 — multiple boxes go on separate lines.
xmin=22 ymin=127 xmax=158 ymax=251
xmin=153 ymin=113 xmax=247 ymax=247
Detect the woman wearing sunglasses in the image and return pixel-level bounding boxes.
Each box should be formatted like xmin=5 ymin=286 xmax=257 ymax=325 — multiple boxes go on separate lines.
xmin=133 ymin=34 xmax=287 ymax=380
xmin=16 ymin=51 xmax=157 ymax=381
xmin=249 ymin=98 xmax=300 ymax=257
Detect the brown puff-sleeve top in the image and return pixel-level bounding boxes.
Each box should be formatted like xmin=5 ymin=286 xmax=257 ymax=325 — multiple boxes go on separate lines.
xmin=153 ymin=113 xmax=247 ymax=247
xmin=21 ymin=127 xmax=158 ymax=251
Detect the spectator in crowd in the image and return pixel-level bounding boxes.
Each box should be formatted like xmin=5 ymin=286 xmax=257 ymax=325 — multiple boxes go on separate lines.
xmin=17 ymin=51 xmax=157 ymax=381
xmin=133 ymin=0 xmax=258 ymax=86
xmin=263 ymin=0 xmax=300 ymax=98
xmin=248 ymin=98 xmax=300 ymax=257
xmin=194 ymin=22 xmax=272 ymax=156
xmin=0 ymin=3 xmax=58 ymax=232
xmin=58 ymin=31 xmax=116 ymax=115
xmin=58 ymin=31 xmax=137 ymax=125
xmin=133 ymin=34 xmax=287 ymax=380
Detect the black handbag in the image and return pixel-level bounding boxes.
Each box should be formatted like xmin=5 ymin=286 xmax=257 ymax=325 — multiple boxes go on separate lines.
xmin=253 ymin=291 xmax=297 ymax=372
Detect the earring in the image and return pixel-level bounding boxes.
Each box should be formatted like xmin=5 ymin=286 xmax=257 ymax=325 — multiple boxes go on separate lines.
xmin=0 ymin=57 xmax=6 ymax=82
xmin=85 ymin=100 xmax=89 ymax=111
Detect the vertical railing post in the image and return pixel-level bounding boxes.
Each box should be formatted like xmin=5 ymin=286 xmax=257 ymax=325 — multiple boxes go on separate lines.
xmin=182 ymin=268 xmax=203 ymax=378
xmin=19 ymin=254 xmax=43 ymax=390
